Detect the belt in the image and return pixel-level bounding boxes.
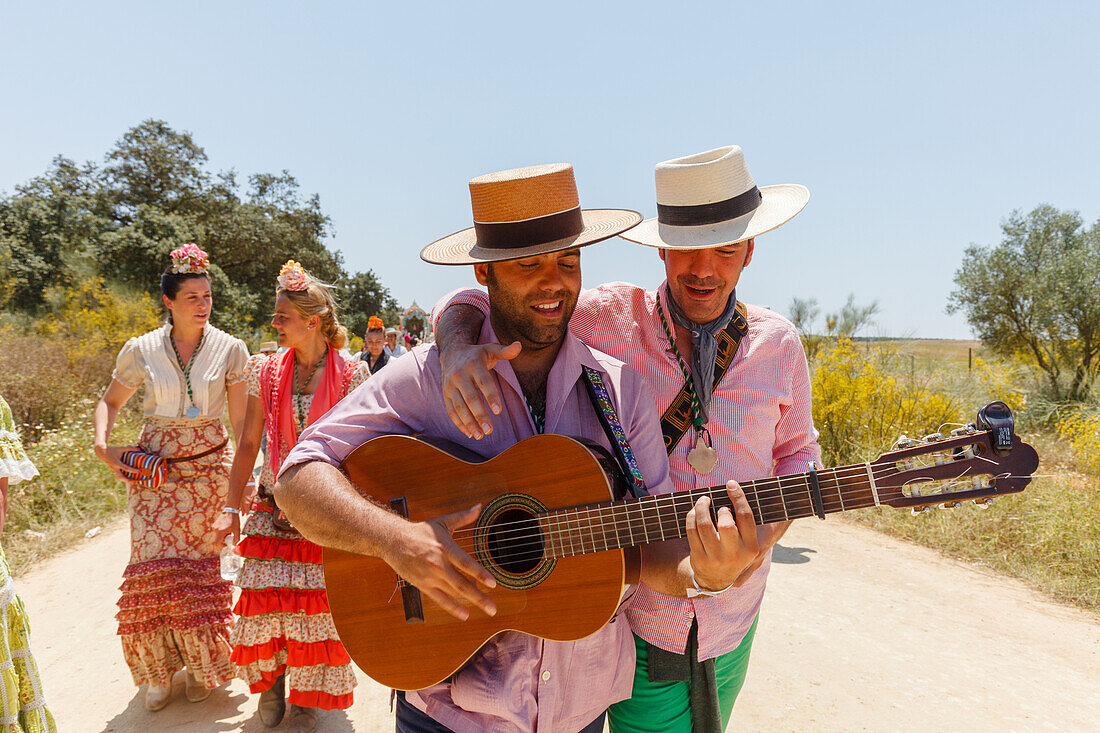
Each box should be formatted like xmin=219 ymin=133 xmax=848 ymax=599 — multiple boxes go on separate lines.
xmin=164 ymin=439 xmax=229 ymax=464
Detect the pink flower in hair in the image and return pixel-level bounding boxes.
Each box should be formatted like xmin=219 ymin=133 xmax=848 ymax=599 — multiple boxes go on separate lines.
xmin=170 ymin=243 xmax=210 ymax=274
xmin=278 ymin=260 xmax=312 ymax=291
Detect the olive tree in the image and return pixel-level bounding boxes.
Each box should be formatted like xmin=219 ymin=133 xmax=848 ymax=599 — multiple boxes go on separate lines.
xmin=948 ymin=204 xmax=1100 ymax=402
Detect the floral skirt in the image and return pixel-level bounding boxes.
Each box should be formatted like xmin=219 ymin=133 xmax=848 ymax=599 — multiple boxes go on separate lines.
xmin=115 ymin=418 xmax=235 ymax=690
xmin=0 ymin=548 xmax=55 ymax=733
xmin=230 ymin=502 xmax=356 ymax=710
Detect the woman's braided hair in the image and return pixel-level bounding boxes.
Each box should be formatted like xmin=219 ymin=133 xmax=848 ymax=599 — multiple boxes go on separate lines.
xmin=276 ymin=262 xmax=348 ymax=349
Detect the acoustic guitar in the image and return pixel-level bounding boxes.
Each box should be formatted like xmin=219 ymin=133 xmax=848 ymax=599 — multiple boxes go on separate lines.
xmin=324 ymin=402 xmax=1038 ymax=691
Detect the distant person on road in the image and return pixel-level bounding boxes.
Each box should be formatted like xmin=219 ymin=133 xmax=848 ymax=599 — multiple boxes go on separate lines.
xmin=213 ymin=261 xmax=369 ymax=731
xmin=0 ymin=393 xmax=58 ymax=732
xmin=92 ymin=244 xmax=249 ymax=712
xmin=384 ymin=327 xmax=407 ymax=358
xmin=356 ymin=316 xmax=390 ymax=374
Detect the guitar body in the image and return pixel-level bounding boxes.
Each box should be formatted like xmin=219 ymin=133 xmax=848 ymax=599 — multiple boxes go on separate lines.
xmin=324 ymin=434 xmax=634 ymax=691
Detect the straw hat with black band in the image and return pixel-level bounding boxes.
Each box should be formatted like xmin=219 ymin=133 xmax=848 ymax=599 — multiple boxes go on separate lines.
xmin=421 ymin=164 xmax=642 ymax=265
xmin=620 ymin=145 xmax=809 ymax=249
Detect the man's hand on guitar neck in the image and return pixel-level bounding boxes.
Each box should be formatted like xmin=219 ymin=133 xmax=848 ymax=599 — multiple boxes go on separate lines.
xmin=685 ymin=483 xmax=761 ymax=592
xmin=641 ymin=481 xmax=763 ymax=597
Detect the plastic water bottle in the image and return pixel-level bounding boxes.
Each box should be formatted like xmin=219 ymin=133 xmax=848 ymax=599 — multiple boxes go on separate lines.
xmin=220 ymin=536 xmax=244 ymax=581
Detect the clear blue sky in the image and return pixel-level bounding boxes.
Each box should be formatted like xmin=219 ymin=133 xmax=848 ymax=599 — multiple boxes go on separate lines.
xmin=3 ymin=1 xmax=1097 ymax=339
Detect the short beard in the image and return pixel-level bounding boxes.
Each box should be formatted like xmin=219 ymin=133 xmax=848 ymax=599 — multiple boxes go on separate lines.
xmin=485 ymin=265 xmax=576 ymax=352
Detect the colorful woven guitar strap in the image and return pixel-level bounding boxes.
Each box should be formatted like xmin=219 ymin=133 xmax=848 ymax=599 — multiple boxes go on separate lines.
xmin=581 ymin=365 xmax=648 ymax=498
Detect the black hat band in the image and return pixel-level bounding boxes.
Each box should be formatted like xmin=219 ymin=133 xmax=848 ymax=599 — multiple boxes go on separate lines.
xmin=656 ymin=187 xmax=762 ymax=227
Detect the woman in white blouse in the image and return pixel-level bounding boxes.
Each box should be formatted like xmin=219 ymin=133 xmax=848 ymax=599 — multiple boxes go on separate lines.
xmin=93 ymin=244 xmax=249 ymax=712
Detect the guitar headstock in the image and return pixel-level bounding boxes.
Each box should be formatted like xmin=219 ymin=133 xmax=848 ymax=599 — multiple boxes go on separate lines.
xmin=869 ymin=403 xmax=1040 ymax=513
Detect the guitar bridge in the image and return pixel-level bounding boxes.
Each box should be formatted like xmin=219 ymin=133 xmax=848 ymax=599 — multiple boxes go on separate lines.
xmin=390 ymin=497 xmax=424 ymax=623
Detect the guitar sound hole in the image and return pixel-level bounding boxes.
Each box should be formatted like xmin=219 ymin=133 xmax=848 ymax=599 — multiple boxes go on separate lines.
xmin=487 ymin=508 xmax=543 ymax=575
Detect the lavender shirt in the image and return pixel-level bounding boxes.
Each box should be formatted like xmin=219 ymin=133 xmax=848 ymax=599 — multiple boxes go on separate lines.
xmin=280 ymin=319 xmax=674 ymax=733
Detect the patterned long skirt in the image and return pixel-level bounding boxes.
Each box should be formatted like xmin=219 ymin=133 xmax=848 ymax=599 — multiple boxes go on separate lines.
xmin=230 ymin=502 xmax=356 ymax=709
xmin=0 ymin=547 xmax=55 ymax=733
xmin=115 ymin=418 xmax=235 ymax=690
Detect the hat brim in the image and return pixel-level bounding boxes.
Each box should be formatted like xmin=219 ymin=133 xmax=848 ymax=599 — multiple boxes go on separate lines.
xmin=620 ymin=184 xmax=809 ymax=249
xmin=421 ymin=209 xmax=643 ymax=265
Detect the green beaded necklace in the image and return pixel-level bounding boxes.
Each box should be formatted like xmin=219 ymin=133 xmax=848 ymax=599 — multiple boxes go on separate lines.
xmin=656 ymin=291 xmax=704 ymax=431
xmin=169 ymin=328 xmax=206 ymax=419
xmin=293 ymin=345 xmax=328 ymax=429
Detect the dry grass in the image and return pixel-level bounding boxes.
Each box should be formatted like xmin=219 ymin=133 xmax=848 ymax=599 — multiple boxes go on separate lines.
xmin=867 ymin=338 xmax=985 ymax=364
xmin=1 ymin=328 xmax=142 ymax=573
xmin=4 ymin=399 xmax=142 ymax=574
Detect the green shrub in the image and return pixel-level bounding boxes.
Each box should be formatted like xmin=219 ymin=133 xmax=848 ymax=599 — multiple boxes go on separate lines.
xmin=810 ymin=338 xmax=962 ymax=467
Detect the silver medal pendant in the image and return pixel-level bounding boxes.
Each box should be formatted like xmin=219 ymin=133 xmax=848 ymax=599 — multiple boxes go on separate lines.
xmin=686 ymin=430 xmax=718 ymax=475
xmin=185 ymin=406 xmax=201 ymax=419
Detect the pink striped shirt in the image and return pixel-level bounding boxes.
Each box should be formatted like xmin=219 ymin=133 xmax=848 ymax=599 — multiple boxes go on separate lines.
xmin=435 ymin=282 xmax=820 ymax=661
xmin=281 ymin=318 xmax=674 ymax=733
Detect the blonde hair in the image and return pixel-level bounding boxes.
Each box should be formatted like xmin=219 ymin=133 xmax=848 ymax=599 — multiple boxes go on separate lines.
xmin=277 ymin=277 xmax=348 ymax=350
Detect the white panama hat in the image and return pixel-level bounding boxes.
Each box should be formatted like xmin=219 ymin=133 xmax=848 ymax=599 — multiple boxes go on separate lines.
xmin=620 ymin=145 xmax=809 ymax=249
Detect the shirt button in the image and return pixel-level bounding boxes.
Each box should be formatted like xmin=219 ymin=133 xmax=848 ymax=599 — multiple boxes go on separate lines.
xmin=541 ymin=670 xmax=551 ymax=682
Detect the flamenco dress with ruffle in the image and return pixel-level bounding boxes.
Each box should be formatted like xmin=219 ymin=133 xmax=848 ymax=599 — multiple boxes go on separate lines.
xmin=110 ymin=324 xmax=250 ymax=691
xmin=230 ymin=351 xmax=368 ymax=709
xmin=0 ymin=395 xmax=56 ymax=733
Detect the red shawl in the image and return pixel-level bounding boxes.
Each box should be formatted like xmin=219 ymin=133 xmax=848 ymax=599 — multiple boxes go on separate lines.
xmin=260 ymin=347 xmax=349 ymax=478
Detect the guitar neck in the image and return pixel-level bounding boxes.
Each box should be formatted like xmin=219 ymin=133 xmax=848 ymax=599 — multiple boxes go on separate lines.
xmin=537 ymin=462 xmax=881 ymax=558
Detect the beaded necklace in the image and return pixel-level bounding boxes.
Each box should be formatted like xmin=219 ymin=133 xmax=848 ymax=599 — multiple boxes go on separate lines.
xmin=656 ymin=291 xmax=719 ymax=474
xmin=293 ymin=346 xmax=328 ymax=429
xmin=524 ymin=394 xmax=545 ymax=434
xmin=169 ymin=328 xmax=206 ymax=419
xmin=656 ymin=292 xmax=703 ymax=431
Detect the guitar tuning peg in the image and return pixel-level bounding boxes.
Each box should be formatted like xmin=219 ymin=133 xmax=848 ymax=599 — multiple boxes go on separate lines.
xmin=939 ymin=501 xmax=960 ymax=509
xmin=922 ymin=432 xmax=946 ymax=443
xmin=893 ymin=435 xmax=917 ymax=450
xmin=911 ymin=505 xmax=932 ymax=516
xmin=951 ymin=425 xmax=977 ymax=436
xmin=973 ymin=497 xmax=994 ymax=509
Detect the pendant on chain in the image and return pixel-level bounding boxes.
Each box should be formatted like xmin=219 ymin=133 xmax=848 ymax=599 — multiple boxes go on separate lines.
xmin=185 ymin=406 xmax=201 ymax=419
xmin=686 ymin=428 xmax=718 ymax=475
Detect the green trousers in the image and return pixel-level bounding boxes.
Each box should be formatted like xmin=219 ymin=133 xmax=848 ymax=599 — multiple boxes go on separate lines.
xmin=607 ymin=614 xmax=759 ymax=733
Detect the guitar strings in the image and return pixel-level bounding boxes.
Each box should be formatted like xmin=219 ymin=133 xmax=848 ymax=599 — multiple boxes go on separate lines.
xmin=444 ymin=457 xmax=994 ymax=546
xmin=464 ymin=483 xmax=1025 ymax=568
xmin=444 ymin=453 xmax=991 ymax=542
xmin=444 ymin=470 xmax=1029 ymax=567
xmin=447 ymin=467 xmax=1028 ymax=565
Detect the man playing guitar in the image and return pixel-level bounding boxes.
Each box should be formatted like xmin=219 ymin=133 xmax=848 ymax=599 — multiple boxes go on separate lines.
xmin=273 ymin=163 xmax=761 ymax=733
xmin=432 ymin=145 xmax=820 ymax=732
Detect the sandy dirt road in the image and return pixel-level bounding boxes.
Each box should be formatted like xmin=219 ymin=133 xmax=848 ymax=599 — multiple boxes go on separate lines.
xmin=15 ymin=517 xmax=1099 ymax=732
